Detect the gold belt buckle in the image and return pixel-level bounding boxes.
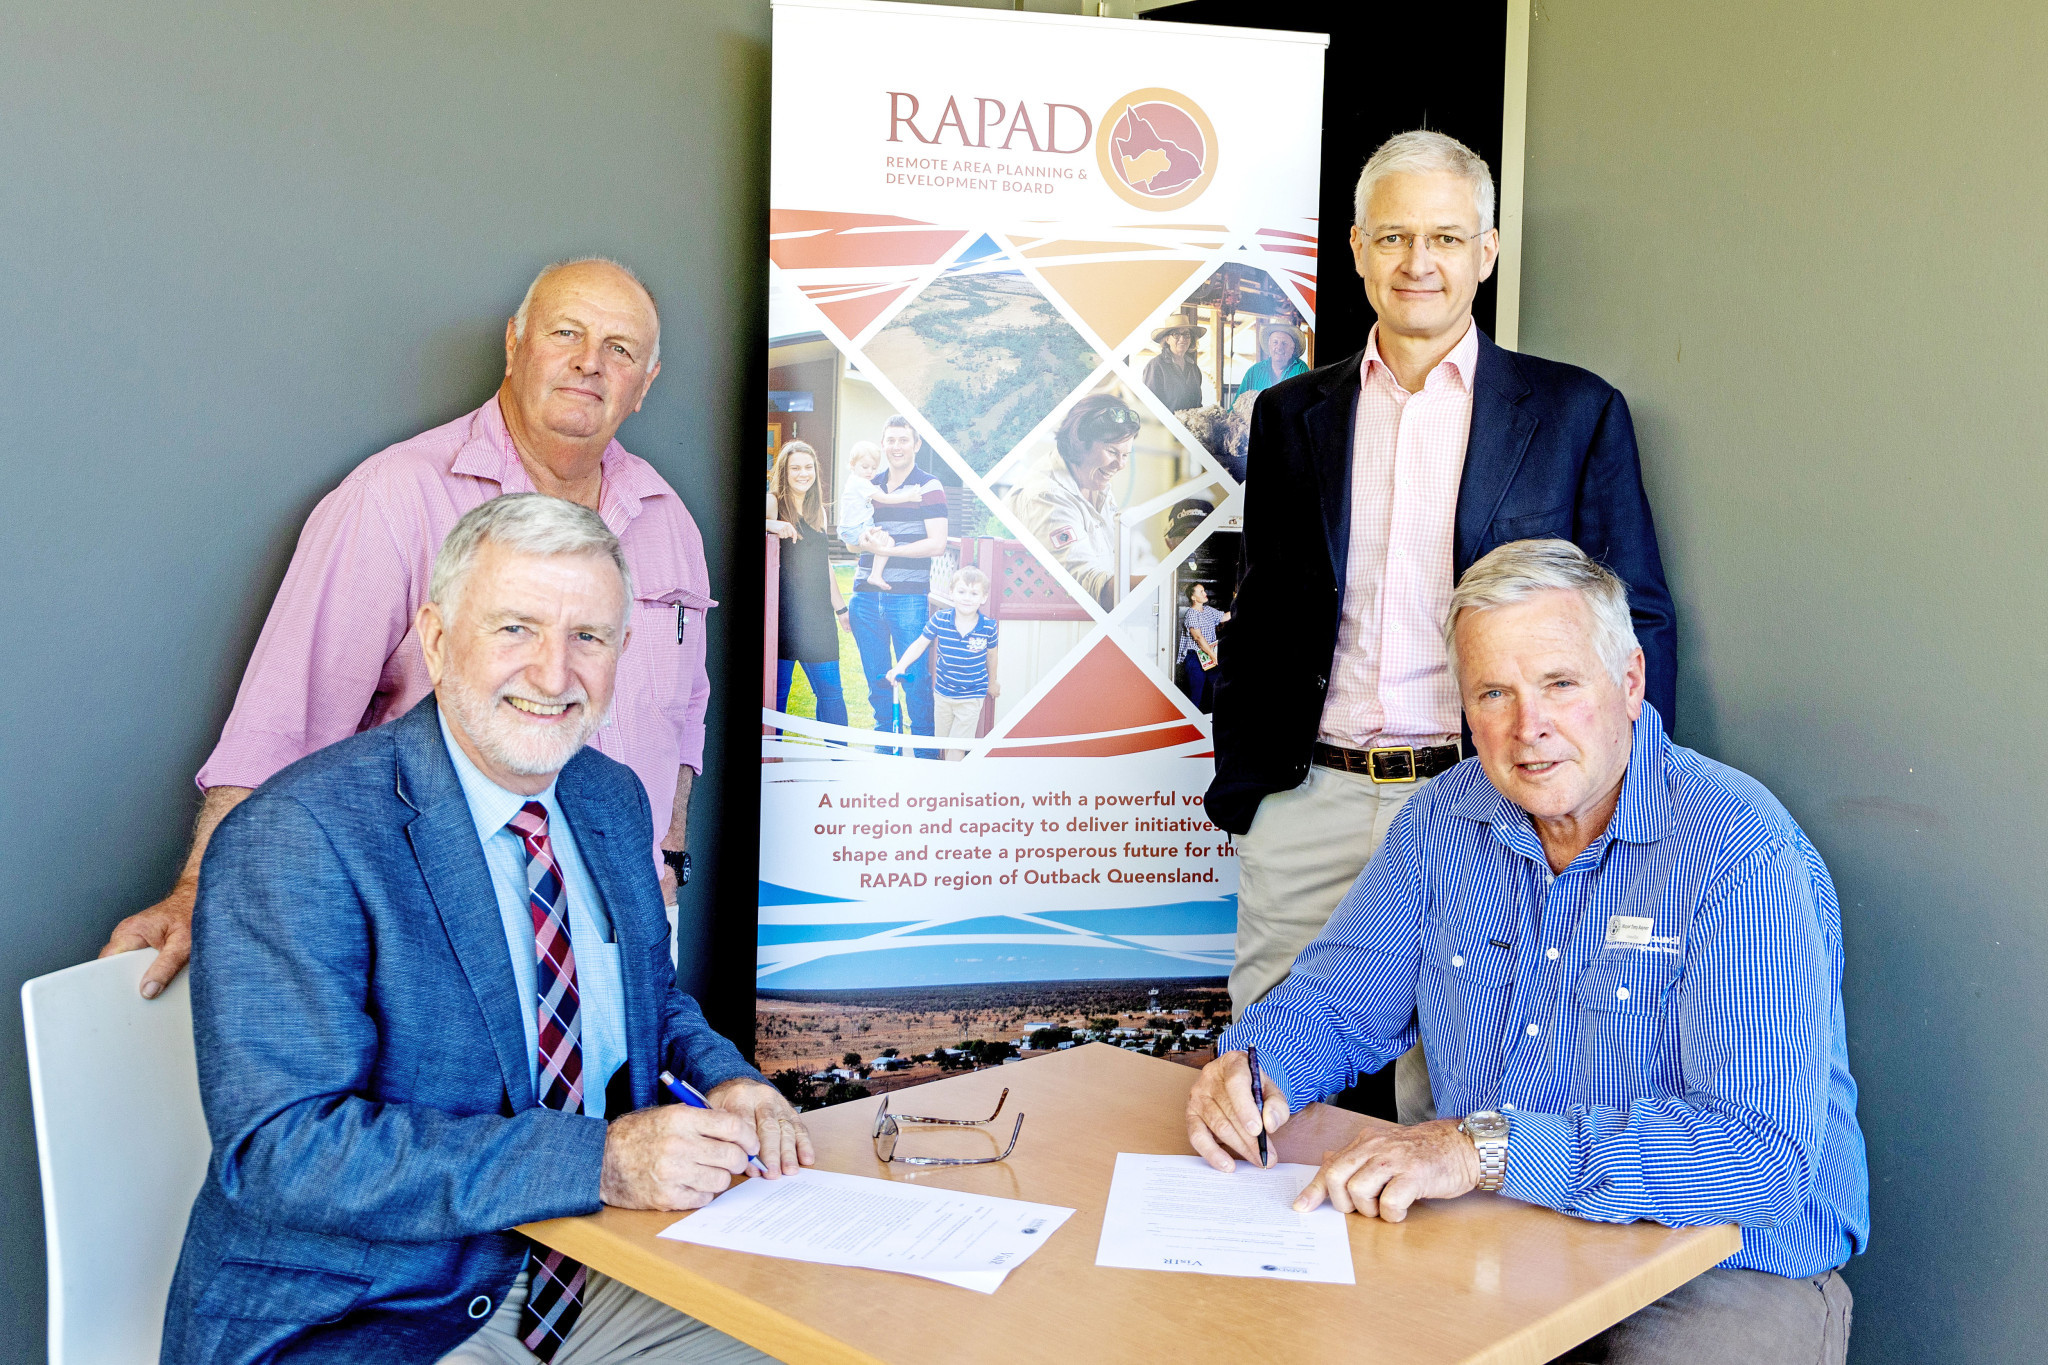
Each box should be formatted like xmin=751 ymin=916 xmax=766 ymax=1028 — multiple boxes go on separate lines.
xmin=1367 ymin=745 xmax=1418 ymax=783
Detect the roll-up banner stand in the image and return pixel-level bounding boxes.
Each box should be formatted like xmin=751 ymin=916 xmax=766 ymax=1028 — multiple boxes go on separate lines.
xmin=761 ymin=0 xmax=1327 ymax=1105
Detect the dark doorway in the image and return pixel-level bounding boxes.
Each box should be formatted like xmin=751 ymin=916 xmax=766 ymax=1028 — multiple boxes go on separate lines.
xmin=1144 ymin=2 xmax=1509 ymax=362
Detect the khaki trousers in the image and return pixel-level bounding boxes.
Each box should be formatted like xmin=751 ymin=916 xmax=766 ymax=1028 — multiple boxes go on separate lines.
xmin=932 ymin=693 xmax=983 ymax=761
xmin=1231 ymin=763 xmax=1437 ymax=1122
xmin=440 ymin=1270 xmax=777 ymax=1364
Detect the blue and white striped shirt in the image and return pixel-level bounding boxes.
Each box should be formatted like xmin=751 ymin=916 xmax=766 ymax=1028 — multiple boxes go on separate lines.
xmin=923 ymin=607 xmax=999 ymax=699
xmin=1224 ymin=704 xmax=1869 ymax=1277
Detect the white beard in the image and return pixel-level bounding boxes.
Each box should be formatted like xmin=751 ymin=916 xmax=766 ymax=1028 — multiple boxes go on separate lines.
xmin=439 ymin=671 xmax=605 ymax=778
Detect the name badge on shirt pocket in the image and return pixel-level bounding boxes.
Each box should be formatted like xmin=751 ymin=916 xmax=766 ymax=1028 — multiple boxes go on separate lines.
xmin=1605 ymin=914 xmax=1655 ymax=946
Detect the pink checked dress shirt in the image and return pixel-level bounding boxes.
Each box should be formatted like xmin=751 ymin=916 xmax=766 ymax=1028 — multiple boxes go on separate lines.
xmin=1317 ymin=321 xmax=1478 ymax=750
xmin=197 ymin=395 xmax=716 ymax=868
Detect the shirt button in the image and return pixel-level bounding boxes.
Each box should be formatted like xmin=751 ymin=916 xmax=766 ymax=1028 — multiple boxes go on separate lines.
xmin=1451 ymin=954 xmax=1464 ymax=967
xmin=1501 ymin=1103 xmax=1515 ymax=1112
xmin=1525 ymin=1023 xmax=1541 ymax=1037
xmin=1546 ymin=947 xmax=1560 ymax=961
xmin=468 ymin=1296 xmax=492 ymax=1320
xmin=1616 ymin=987 xmax=1630 ymax=1001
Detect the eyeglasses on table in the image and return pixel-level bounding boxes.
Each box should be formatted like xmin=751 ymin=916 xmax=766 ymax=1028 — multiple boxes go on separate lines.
xmin=871 ymin=1086 xmax=1026 ymax=1166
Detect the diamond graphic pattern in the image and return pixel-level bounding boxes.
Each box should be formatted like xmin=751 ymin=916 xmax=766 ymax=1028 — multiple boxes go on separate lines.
xmin=1127 ymin=257 xmax=1311 ymax=482
xmin=988 ymin=371 xmax=1216 ymax=611
xmin=988 ymin=638 xmax=1201 ymax=757
xmin=1255 ymin=227 xmax=1320 ymax=316
xmin=1010 ymin=237 xmax=1208 ymax=356
xmin=769 ymin=210 xmax=971 ymax=344
xmin=856 ymin=236 xmax=1099 ymax=475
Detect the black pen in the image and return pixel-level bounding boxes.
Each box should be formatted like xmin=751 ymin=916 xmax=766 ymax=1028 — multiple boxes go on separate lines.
xmin=676 ymin=601 xmax=687 ymax=644
xmin=1246 ymin=1044 xmax=1269 ymax=1168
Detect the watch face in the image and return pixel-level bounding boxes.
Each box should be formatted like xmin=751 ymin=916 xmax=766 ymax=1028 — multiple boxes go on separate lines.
xmin=1463 ymin=1111 xmax=1510 ymax=1141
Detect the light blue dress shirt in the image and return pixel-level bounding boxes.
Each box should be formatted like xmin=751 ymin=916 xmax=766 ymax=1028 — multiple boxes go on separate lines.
xmin=1226 ymin=704 xmax=1869 ymax=1278
xmin=439 ymin=711 xmax=627 ymax=1118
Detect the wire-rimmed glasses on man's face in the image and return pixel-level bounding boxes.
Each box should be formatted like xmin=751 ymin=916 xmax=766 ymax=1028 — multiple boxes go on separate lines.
xmin=872 ymin=1087 xmax=1025 ymax=1166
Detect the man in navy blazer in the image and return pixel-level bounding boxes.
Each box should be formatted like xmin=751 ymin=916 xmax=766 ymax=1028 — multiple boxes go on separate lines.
xmin=1206 ymin=131 xmax=1675 ymax=1122
xmin=164 ymin=495 xmax=803 ymax=1364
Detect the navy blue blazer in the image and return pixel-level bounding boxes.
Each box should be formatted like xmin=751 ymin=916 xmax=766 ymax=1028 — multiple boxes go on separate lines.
xmin=1206 ymin=330 xmax=1676 ymax=835
xmin=162 ymin=695 xmax=762 ymax=1364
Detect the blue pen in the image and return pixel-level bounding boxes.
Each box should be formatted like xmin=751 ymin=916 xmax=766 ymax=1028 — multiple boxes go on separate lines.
xmin=661 ymin=1070 xmax=772 ymax=1175
xmin=1245 ymin=1045 xmax=1270 ymax=1168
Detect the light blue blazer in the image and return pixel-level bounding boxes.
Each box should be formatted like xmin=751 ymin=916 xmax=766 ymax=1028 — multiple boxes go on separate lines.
xmin=162 ymin=695 xmax=760 ymax=1363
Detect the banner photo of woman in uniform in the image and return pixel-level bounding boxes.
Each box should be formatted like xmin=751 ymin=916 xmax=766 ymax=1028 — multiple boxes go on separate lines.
xmin=761 ymin=0 xmax=1326 ymax=1105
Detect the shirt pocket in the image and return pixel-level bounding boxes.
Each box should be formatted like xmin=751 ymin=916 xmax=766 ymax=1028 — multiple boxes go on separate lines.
xmin=624 ymin=584 xmax=715 ymax=725
xmin=1571 ymin=947 xmax=1683 ymax=1107
xmin=1420 ymin=917 xmax=1518 ymax=1089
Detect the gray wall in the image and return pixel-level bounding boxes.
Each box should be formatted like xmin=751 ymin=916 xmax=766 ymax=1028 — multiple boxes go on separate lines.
xmin=7 ymin=0 xmax=2046 ymax=1359
xmin=1521 ymin=2 xmax=2047 ymax=1359
xmin=0 ymin=0 xmax=770 ymax=1346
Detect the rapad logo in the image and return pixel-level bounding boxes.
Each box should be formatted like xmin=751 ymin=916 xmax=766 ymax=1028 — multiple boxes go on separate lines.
xmin=1096 ymin=88 xmax=1218 ymax=211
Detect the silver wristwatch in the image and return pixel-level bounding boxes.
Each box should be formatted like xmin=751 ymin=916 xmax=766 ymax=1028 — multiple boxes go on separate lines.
xmin=1460 ymin=1110 xmax=1510 ymax=1191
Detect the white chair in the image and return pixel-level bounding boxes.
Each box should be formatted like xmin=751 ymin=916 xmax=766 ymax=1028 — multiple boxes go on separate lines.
xmin=22 ymin=950 xmax=210 ymax=1365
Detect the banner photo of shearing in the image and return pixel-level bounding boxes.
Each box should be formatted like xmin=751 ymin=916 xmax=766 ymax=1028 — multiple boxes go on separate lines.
xmin=759 ymin=0 xmax=1326 ymax=1108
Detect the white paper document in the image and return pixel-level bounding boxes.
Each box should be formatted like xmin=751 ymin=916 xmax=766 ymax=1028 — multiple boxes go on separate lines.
xmin=1093 ymin=1153 xmax=1356 ymax=1284
xmin=658 ymin=1168 xmax=1073 ymax=1293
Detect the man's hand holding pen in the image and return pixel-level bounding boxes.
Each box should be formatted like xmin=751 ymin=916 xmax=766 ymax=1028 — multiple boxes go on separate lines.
xmin=1185 ymin=1049 xmax=1484 ymax=1223
xmin=1185 ymin=1049 xmax=1290 ymax=1172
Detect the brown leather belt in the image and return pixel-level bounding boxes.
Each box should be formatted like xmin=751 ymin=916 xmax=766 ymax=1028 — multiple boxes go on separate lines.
xmin=1312 ymin=739 xmax=1462 ymax=784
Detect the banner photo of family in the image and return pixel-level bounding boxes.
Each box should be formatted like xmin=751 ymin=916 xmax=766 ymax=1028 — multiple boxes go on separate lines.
xmin=759 ymin=0 xmax=1326 ymax=1106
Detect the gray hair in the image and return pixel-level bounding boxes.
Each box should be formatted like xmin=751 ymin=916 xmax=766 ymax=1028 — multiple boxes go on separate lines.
xmin=1444 ymin=540 xmax=1637 ymax=687
xmin=1353 ymin=130 xmax=1497 ymax=234
xmin=511 ymin=257 xmax=662 ymax=366
xmin=430 ymin=493 xmax=634 ymax=625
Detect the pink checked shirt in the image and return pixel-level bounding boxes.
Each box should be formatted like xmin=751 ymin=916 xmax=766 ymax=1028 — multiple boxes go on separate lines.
xmin=1317 ymin=321 xmax=1478 ymax=749
xmin=198 ymin=396 xmax=716 ymax=867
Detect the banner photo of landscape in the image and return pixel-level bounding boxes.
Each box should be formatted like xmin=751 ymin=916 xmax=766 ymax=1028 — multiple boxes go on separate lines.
xmin=762 ymin=0 xmax=1327 ymax=1105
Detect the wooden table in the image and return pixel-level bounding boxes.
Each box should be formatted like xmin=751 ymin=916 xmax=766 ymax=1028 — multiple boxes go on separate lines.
xmin=522 ymin=1045 xmax=1737 ymax=1365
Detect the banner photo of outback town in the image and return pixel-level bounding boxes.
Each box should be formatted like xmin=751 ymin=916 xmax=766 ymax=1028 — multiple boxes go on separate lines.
xmin=760 ymin=0 xmax=1327 ymax=1106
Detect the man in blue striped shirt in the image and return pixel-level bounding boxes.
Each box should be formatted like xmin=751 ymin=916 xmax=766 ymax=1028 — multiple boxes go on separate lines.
xmin=1190 ymin=540 xmax=1866 ymax=1363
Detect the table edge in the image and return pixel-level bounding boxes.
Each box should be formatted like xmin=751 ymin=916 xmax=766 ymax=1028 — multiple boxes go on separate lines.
xmin=522 ymin=1212 xmax=1742 ymax=1365
xmin=1457 ymin=1222 xmax=1745 ymax=1365
xmin=518 ymin=1214 xmax=888 ymax=1365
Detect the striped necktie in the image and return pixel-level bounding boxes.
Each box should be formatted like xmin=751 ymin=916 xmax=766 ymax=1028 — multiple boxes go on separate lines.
xmin=507 ymin=801 xmax=586 ymax=1361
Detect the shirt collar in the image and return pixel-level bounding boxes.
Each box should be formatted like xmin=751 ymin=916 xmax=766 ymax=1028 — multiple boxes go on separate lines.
xmin=437 ymin=701 xmax=560 ymax=845
xmin=878 ymin=458 xmax=930 ymax=493
xmin=1361 ymin=318 xmax=1479 ymax=394
xmin=450 ymin=394 xmax=668 ymax=530
xmin=1448 ymin=700 xmax=1676 ymax=861
xmin=1606 ymin=700 xmax=1674 ymax=845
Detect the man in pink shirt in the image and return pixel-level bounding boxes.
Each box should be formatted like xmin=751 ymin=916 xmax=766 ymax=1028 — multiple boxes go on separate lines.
xmin=1206 ymin=131 xmax=1675 ymax=1120
xmin=101 ymin=257 xmax=716 ymax=999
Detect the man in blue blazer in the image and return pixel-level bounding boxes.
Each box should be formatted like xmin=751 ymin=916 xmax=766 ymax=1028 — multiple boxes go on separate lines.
xmin=164 ymin=494 xmax=804 ymax=1364
xmin=1206 ymin=131 xmax=1676 ymax=1122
